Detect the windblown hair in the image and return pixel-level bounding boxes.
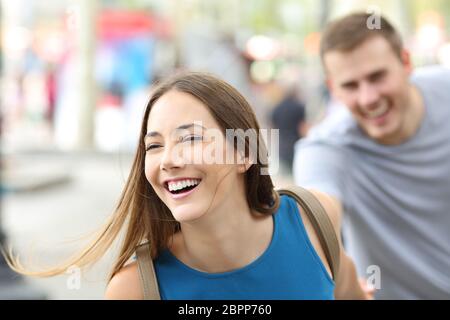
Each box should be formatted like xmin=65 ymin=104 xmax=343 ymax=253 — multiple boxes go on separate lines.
xmin=3 ymin=72 xmax=280 ymax=282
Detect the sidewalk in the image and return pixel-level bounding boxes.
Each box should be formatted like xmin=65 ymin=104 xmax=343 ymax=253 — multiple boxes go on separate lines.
xmin=1 ymin=154 xmax=72 ymax=193
xmin=1 ymin=151 xmax=134 ymax=299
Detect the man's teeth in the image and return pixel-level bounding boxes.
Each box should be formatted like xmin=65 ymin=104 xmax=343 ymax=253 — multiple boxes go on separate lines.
xmin=366 ymin=102 xmax=388 ymax=118
xmin=168 ymin=179 xmax=200 ymax=192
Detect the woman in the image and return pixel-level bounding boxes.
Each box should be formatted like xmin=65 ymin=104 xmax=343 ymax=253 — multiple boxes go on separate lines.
xmin=5 ymin=72 xmax=368 ymax=299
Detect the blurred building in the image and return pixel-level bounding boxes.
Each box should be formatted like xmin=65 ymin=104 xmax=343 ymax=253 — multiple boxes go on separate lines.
xmin=1 ymin=0 xmax=449 ymax=153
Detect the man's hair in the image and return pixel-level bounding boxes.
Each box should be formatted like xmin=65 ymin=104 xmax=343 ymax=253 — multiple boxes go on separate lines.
xmin=320 ymin=12 xmax=403 ymax=62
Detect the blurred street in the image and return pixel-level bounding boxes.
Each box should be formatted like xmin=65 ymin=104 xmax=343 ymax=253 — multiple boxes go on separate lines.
xmin=1 ymin=152 xmax=133 ymax=299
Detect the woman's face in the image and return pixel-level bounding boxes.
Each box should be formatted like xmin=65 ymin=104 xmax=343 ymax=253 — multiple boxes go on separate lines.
xmin=144 ymin=90 xmax=246 ymax=223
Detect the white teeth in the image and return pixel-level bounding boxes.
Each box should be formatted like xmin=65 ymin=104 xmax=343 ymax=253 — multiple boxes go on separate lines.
xmin=366 ymin=101 xmax=388 ymax=118
xmin=167 ymin=179 xmax=200 ymax=192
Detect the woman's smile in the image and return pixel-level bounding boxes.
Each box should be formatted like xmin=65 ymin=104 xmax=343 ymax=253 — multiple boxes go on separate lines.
xmin=163 ymin=177 xmax=203 ymax=200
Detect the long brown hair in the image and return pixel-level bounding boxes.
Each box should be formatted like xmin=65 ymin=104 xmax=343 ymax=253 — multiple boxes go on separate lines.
xmin=3 ymin=71 xmax=280 ymax=281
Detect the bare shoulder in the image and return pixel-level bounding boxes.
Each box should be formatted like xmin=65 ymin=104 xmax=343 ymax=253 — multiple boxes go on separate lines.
xmin=293 ymin=189 xmax=343 ymax=278
xmin=104 ymin=261 xmax=143 ymax=300
xmin=307 ymin=189 xmax=343 ymax=233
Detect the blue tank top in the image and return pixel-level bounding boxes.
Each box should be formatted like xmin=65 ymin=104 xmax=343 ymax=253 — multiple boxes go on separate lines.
xmin=153 ymin=195 xmax=335 ymax=299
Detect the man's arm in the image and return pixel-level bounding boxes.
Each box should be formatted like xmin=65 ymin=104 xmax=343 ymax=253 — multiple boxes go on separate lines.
xmin=307 ymin=190 xmax=372 ymax=299
xmin=294 ymin=138 xmax=374 ymax=298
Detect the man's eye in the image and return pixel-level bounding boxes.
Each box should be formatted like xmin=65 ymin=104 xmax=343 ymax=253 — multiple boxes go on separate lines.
xmin=370 ymin=72 xmax=385 ymax=82
xmin=145 ymin=144 xmax=161 ymax=151
xmin=342 ymin=83 xmax=358 ymax=91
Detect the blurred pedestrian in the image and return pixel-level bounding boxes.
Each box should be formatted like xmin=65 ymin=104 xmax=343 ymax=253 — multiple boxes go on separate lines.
xmin=44 ymin=63 xmax=58 ymax=128
xmin=270 ymin=85 xmax=306 ymax=175
xmin=294 ymin=12 xmax=450 ymax=299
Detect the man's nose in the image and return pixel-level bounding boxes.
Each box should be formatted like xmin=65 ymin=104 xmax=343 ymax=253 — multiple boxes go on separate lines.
xmin=357 ymin=82 xmax=380 ymax=108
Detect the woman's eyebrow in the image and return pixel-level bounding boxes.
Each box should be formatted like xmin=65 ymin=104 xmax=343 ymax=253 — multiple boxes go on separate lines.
xmin=145 ymin=131 xmax=161 ymax=138
xmin=175 ymin=123 xmax=206 ymax=131
xmin=145 ymin=123 xmax=206 ymax=138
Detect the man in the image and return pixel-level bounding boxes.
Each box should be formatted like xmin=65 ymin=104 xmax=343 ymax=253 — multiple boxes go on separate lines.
xmin=293 ymin=12 xmax=450 ymax=299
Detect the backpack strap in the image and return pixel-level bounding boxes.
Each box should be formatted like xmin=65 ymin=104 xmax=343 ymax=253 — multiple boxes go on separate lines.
xmin=135 ymin=243 xmax=161 ymax=300
xmin=277 ymin=186 xmax=341 ymax=281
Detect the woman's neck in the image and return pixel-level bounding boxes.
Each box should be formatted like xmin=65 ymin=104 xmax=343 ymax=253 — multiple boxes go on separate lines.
xmin=169 ymin=198 xmax=274 ymax=274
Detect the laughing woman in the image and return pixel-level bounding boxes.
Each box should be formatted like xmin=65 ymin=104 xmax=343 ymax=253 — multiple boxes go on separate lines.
xmin=5 ymin=72 xmax=368 ymax=299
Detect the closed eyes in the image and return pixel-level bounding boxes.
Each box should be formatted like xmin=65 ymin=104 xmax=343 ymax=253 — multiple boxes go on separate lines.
xmin=145 ymin=135 xmax=204 ymax=151
xmin=181 ymin=135 xmax=204 ymax=143
xmin=145 ymin=144 xmax=161 ymax=151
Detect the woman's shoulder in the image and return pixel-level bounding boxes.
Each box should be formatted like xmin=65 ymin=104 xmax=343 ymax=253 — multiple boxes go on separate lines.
xmin=104 ymin=261 xmax=143 ymax=300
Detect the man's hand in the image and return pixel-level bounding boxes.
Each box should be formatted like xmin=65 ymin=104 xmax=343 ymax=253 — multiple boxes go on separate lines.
xmin=359 ymin=278 xmax=376 ymax=300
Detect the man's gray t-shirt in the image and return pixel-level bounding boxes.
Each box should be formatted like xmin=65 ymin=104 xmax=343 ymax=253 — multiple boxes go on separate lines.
xmin=293 ymin=66 xmax=450 ymax=299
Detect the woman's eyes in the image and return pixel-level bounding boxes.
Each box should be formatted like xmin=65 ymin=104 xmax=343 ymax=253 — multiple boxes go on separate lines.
xmin=145 ymin=135 xmax=203 ymax=151
xmin=145 ymin=144 xmax=160 ymax=151
xmin=182 ymin=135 xmax=204 ymax=143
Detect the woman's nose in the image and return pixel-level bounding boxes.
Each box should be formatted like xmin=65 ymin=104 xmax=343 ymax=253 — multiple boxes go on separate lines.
xmin=159 ymin=143 xmax=185 ymax=171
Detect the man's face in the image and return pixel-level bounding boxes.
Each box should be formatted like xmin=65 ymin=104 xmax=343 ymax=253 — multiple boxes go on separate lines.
xmin=324 ymin=36 xmax=412 ymax=144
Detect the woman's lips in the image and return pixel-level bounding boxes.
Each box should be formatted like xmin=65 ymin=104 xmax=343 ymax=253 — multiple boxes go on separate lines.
xmin=165 ymin=181 xmax=201 ymax=200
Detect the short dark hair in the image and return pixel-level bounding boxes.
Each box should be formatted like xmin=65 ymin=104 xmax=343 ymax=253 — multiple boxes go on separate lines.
xmin=320 ymin=12 xmax=403 ymax=63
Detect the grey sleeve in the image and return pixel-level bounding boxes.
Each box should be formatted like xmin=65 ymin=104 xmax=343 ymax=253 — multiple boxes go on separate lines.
xmin=293 ymin=139 xmax=349 ymax=202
